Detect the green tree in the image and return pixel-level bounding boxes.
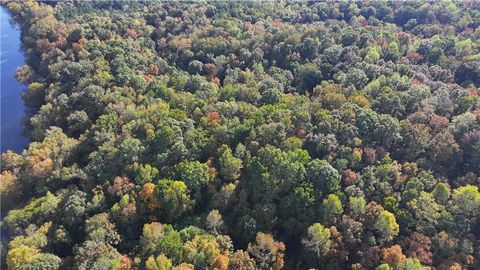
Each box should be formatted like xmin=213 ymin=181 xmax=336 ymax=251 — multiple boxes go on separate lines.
xmin=365 ymin=47 xmax=381 ymax=63
xmin=306 ymin=159 xmax=340 ymax=196
xmin=174 ymin=161 xmax=210 ymax=201
xmin=385 ymin=42 xmax=400 ymax=62
xmin=188 ymin=60 xmax=203 ymax=75
xmin=146 ymin=254 xmax=173 ymax=270
xmin=375 ymin=210 xmax=400 ymax=242
xmin=349 ymin=196 xmax=367 ymax=218
xmin=7 ymin=245 xmax=39 ymax=270
xmin=133 ymin=163 xmax=159 ymax=185
xmin=117 ymin=138 xmax=145 ymax=166
xmin=450 ymin=185 xmax=480 ymax=217
xmin=17 ymin=253 xmax=62 ymax=270
xmin=432 ymin=183 xmax=450 ymax=205
xmin=157 ymin=179 xmax=194 ymax=221
xmin=322 ymin=194 xmax=344 ymax=222
xmin=376 ymin=264 xmax=392 ymax=270
xmin=248 ymin=146 xmax=309 ymax=203
xmin=218 ymin=145 xmax=243 ymax=182
xmin=184 ymin=235 xmax=221 ymax=269
xmin=84 ymin=213 xmax=121 ymax=245
xmin=141 ymin=223 xmax=184 ymax=264
xmin=402 ymin=258 xmax=428 ymax=270
xmin=302 ymin=223 xmax=332 ymax=258
xmin=3 ymin=192 xmax=60 ymax=234
xmin=407 ymin=192 xmax=441 ymax=236
xmin=295 ymin=63 xmax=322 ymax=93
xmin=62 ymin=190 xmax=87 ymax=227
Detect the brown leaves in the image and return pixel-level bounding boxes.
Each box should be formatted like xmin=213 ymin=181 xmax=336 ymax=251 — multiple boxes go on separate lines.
xmin=211 ymin=254 xmax=228 ymax=270
xmin=247 ymin=232 xmax=285 ymax=270
xmin=139 ymin=183 xmax=160 ymax=213
xmin=123 ymin=29 xmax=138 ymax=39
xmin=26 ymin=148 xmax=54 ymax=178
xmin=142 ymin=222 xmax=164 ymax=242
xmin=108 ymin=176 xmax=134 ymax=197
xmin=115 ymin=255 xmax=133 ymax=270
xmin=402 ymin=233 xmax=433 ymax=265
xmin=228 ymin=250 xmax=256 ymax=270
xmin=382 ymin=245 xmax=406 ymax=269
xmin=342 ymin=169 xmax=358 ymax=186
xmin=207 ymin=112 xmax=220 ymax=123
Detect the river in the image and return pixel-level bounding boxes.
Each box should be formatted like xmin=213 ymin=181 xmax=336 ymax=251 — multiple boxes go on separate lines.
xmin=1 ymin=6 xmax=29 ymax=153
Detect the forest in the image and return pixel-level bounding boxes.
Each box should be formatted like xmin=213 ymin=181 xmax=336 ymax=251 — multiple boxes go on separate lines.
xmin=1 ymin=1 xmax=480 ymax=269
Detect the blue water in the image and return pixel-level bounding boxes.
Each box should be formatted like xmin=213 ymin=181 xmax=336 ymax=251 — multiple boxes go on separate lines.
xmin=1 ymin=7 xmax=28 ymax=153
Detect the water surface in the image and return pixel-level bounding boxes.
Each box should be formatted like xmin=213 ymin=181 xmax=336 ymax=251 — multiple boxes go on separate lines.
xmin=1 ymin=6 xmax=28 ymax=153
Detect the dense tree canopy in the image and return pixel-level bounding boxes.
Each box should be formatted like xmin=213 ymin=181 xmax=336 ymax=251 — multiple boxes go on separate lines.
xmin=2 ymin=1 xmax=480 ymax=269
